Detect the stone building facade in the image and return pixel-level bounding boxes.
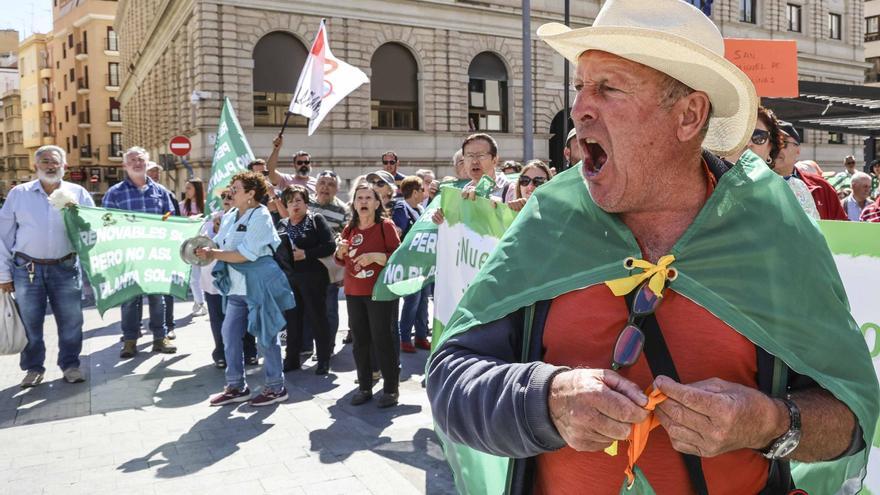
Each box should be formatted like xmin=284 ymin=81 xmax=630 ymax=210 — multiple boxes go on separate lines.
xmin=117 ymin=0 xmax=868 ymax=194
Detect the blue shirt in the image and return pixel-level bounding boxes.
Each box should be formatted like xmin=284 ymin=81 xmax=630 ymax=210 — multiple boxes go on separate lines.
xmin=102 ymin=177 xmax=175 ymax=215
xmin=0 ymin=180 xmax=95 ymax=282
xmin=214 ymin=206 xmax=280 ymax=295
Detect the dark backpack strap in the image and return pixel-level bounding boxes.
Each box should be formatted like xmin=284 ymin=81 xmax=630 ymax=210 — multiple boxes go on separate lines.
xmin=756 ymin=347 xmax=794 ymax=494
xmin=625 ymin=291 xmax=710 ymax=495
xmin=501 ymin=183 xmax=511 ymax=204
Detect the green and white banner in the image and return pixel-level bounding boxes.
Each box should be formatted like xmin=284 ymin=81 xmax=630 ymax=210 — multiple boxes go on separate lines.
xmin=372 ymin=179 xmax=473 ymax=302
xmin=63 ymin=206 xmax=203 ymax=315
xmin=206 ymin=98 xmax=254 ymax=213
xmin=820 ymin=220 xmax=880 ymax=492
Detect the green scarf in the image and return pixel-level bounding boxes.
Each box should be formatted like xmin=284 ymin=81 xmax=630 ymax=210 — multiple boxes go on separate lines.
xmin=431 ymin=151 xmax=879 ymax=494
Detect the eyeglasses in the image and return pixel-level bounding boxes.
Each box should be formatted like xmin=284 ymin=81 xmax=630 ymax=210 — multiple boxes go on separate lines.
xmin=782 ymin=140 xmax=799 ymax=149
xmin=296 ymin=160 xmax=311 ymax=165
xmin=750 ymin=129 xmax=770 ymax=146
xmin=518 ymin=176 xmax=547 ymax=187
xmin=318 ymin=170 xmax=337 ymax=178
xmin=610 ymin=279 xmax=668 ymax=370
xmin=382 ymin=159 xmax=397 ymax=165
xmin=370 ymin=180 xmax=388 ymax=187
xmin=221 ymin=194 xmax=232 ymax=200
xmin=464 ymin=152 xmax=492 ymax=161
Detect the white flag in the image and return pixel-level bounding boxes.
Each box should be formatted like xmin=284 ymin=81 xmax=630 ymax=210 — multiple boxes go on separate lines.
xmin=290 ymin=20 xmax=369 ymax=136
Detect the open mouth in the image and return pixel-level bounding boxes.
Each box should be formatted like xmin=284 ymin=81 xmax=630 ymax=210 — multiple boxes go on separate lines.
xmin=359 ymin=206 xmax=368 ymax=212
xmin=581 ymin=139 xmax=608 ymax=177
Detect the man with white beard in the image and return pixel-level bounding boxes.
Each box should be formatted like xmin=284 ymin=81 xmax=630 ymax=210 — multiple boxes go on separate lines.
xmin=0 ymin=145 xmax=94 ymax=388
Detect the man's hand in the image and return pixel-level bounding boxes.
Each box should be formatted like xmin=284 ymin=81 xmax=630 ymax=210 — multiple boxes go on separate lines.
xmin=461 ymin=186 xmax=478 ymax=201
xmin=431 ymin=208 xmax=445 ymax=225
xmin=0 ymin=281 xmax=13 ymax=293
xmin=548 ymin=369 xmax=650 ymax=452
xmin=507 ymin=198 xmax=527 ymax=211
xmin=273 ymin=134 xmax=283 ymax=149
xmin=654 ymin=376 xmax=788 ymax=458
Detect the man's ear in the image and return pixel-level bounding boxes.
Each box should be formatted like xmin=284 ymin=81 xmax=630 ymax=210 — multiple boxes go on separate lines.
xmin=676 ymin=91 xmax=711 ymax=143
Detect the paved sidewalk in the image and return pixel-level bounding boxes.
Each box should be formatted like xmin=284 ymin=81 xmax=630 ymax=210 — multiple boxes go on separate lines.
xmin=0 ymin=299 xmax=455 ymax=494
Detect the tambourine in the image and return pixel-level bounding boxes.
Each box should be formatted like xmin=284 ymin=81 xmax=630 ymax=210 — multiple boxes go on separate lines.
xmin=179 ymin=236 xmax=218 ymax=266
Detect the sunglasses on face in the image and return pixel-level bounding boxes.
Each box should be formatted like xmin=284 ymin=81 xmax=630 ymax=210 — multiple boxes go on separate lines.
xmin=782 ymin=140 xmax=799 ymax=149
xmin=518 ymin=176 xmax=547 ymax=187
xmin=318 ymin=170 xmax=337 ymax=178
xmin=750 ymin=129 xmax=770 ymax=146
xmin=610 ymin=278 xmax=669 ymax=370
xmin=382 ymin=159 xmax=397 ymax=165
xmin=296 ymin=160 xmax=311 ymax=165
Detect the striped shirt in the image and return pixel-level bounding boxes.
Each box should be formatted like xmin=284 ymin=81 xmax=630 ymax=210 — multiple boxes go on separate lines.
xmin=309 ymin=196 xmax=349 ymax=235
xmin=860 ymin=198 xmax=880 ymax=222
xmin=102 ymin=177 xmax=176 ymax=215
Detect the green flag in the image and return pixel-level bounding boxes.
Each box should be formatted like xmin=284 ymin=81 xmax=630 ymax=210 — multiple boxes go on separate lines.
xmin=63 ymin=206 xmax=203 ymax=315
xmin=431 ymin=152 xmax=879 ymax=494
xmin=206 ymin=98 xmax=254 ymax=213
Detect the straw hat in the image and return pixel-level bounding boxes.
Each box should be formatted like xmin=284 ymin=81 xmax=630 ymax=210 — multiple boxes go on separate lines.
xmin=538 ymin=0 xmax=757 ymax=156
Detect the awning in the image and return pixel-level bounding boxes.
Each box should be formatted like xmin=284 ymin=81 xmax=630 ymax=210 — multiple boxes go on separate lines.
xmin=763 ymin=81 xmax=880 ymax=137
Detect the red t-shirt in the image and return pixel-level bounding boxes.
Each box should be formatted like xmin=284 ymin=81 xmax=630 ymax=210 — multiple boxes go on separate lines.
xmin=338 ymin=219 xmax=400 ymax=296
xmin=533 ymin=286 xmax=768 ymax=495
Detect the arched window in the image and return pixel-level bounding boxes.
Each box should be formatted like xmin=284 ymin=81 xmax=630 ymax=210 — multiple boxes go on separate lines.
xmin=253 ymin=32 xmax=308 ymax=127
xmin=371 ymin=43 xmax=418 ymax=130
xmin=468 ymin=52 xmax=508 ymax=132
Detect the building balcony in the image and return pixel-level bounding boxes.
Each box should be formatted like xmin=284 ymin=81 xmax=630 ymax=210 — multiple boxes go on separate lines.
xmin=76 ymin=78 xmax=90 ymax=95
xmin=39 ymin=68 xmax=52 ymax=79
xmin=77 ymin=112 xmax=91 ymax=128
xmin=108 ymin=144 xmax=124 ymax=162
xmin=41 ymin=101 xmax=53 ymax=112
xmin=41 ymin=136 xmax=54 ymax=146
xmin=108 ymin=110 xmax=122 ymax=127
xmin=104 ymin=37 xmax=119 ymax=55
xmin=75 ymin=42 xmax=88 ymax=61
xmin=105 ymin=75 xmax=120 ymax=91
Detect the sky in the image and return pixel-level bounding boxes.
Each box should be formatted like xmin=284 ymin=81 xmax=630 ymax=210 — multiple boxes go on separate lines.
xmin=0 ymin=0 xmax=53 ymax=40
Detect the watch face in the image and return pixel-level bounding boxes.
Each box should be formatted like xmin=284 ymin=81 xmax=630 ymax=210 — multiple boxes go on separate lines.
xmin=776 ymin=432 xmax=801 ymax=458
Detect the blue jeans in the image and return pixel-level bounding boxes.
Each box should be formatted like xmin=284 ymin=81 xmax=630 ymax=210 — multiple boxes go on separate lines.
xmin=399 ymin=286 xmax=429 ymax=343
xmin=301 ymin=283 xmax=341 ymax=352
xmin=222 ymin=295 xmax=283 ymax=392
xmin=205 ymin=293 xmax=256 ymax=363
xmin=14 ymin=256 xmax=84 ymax=373
xmin=120 ymin=294 xmax=166 ymax=341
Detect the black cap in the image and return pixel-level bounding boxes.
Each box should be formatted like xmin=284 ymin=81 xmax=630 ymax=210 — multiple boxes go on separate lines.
xmin=777 ymin=121 xmax=800 ymax=144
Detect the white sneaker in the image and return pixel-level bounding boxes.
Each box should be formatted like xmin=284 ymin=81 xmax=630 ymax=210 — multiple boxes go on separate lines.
xmin=63 ymin=367 xmax=85 ymax=384
xmin=191 ymin=303 xmax=207 ymax=316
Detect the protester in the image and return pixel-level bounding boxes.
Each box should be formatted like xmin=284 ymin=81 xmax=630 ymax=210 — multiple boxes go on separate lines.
xmin=274 ymin=185 xmax=336 ymax=375
xmin=830 ymin=155 xmax=858 ymax=191
xmin=267 ymin=135 xmax=317 ymax=194
xmin=367 ymin=170 xmax=397 ymax=208
xmin=842 ymin=172 xmax=873 ymax=221
xmin=770 ymin=122 xmax=820 ymax=219
xmin=869 ymin=159 xmax=880 ymax=199
xmin=501 ymin=160 xmax=522 ymax=175
xmin=102 ymin=147 xmax=177 ymax=358
xmin=452 ymin=149 xmax=468 ymax=180
xmin=181 ymin=179 xmax=208 ymax=317
xmin=0 ymin=145 xmax=94 ymax=387
xmin=428 ymin=1 xmax=876 ymax=493
xmin=506 ymin=159 xmax=552 ymax=212
xmin=335 ymin=183 xmax=401 ymax=408
xmin=415 ymin=169 xmax=436 ymax=206
xmin=392 ymin=176 xmax=431 ymax=353
xmin=563 ymin=128 xmax=583 ymax=170
xmin=201 ymin=191 xmax=259 ymax=369
xmin=741 ymin=106 xmax=783 ymax=167
xmin=198 ymin=171 xmax=293 ymax=407
xmin=382 ymin=151 xmax=406 ymax=186
xmin=860 ymin=193 xmax=880 ymax=222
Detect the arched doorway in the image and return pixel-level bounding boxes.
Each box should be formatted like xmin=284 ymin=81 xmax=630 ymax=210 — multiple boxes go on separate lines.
xmin=549 ymin=110 xmax=574 ymax=171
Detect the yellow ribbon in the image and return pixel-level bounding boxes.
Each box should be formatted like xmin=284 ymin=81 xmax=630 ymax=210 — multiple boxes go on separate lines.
xmin=604 ymin=255 xmax=676 ymax=298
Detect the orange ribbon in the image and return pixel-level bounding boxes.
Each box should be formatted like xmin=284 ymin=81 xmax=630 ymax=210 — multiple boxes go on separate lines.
xmin=625 ymin=386 xmax=668 ymax=487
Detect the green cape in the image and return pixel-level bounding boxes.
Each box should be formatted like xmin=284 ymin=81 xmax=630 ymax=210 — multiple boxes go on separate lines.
xmin=431 ymin=151 xmax=879 ymax=494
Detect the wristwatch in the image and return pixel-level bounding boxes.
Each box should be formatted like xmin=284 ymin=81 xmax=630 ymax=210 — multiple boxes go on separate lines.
xmin=762 ymin=395 xmax=801 ymax=459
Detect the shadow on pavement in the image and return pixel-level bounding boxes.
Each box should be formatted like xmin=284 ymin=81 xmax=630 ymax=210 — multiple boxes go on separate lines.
xmin=117 ymin=405 xmax=277 ymax=478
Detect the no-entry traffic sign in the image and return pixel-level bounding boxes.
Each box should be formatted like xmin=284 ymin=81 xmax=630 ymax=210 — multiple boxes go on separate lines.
xmin=169 ymin=135 xmax=192 ymax=157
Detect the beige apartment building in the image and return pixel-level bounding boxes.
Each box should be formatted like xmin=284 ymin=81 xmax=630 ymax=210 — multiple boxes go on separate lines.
xmin=116 ymin=0 xmax=869 ymax=193
xmin=19 ymin=34 xmax=54 ymax=163
xmin=0 ymin=91 xmax=28 ymax=193
xmin=51 ymin=0 xmax=123 ymax=194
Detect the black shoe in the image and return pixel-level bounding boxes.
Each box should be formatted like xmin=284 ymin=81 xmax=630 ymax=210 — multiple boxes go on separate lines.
xmin=350 ymin=390 xmax=372 ymax=406
xmin=214 ymin=359 xmax=227 ymax=369
xmin=315 ymin=360 xmax=330 ymax=375
xmin=342 ymin=331 xmax=353 ymax=344
xmin=283 ymin=358 xmax=300 ymax=373
xmin=246 ymin=356 xmax=259 ymax=366
xmin=377 ymin=392 xmax=399 ymax=408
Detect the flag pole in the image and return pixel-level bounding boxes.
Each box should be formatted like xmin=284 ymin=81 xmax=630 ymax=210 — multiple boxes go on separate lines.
xmin=279 ymin=111 xmax=293 ymax=137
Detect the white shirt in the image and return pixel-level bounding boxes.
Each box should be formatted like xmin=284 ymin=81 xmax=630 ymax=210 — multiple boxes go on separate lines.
xmin=213 ymin=206 xmax=280 ymax=295
xmin=0 ymin=180 xmax=94 ymax=282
